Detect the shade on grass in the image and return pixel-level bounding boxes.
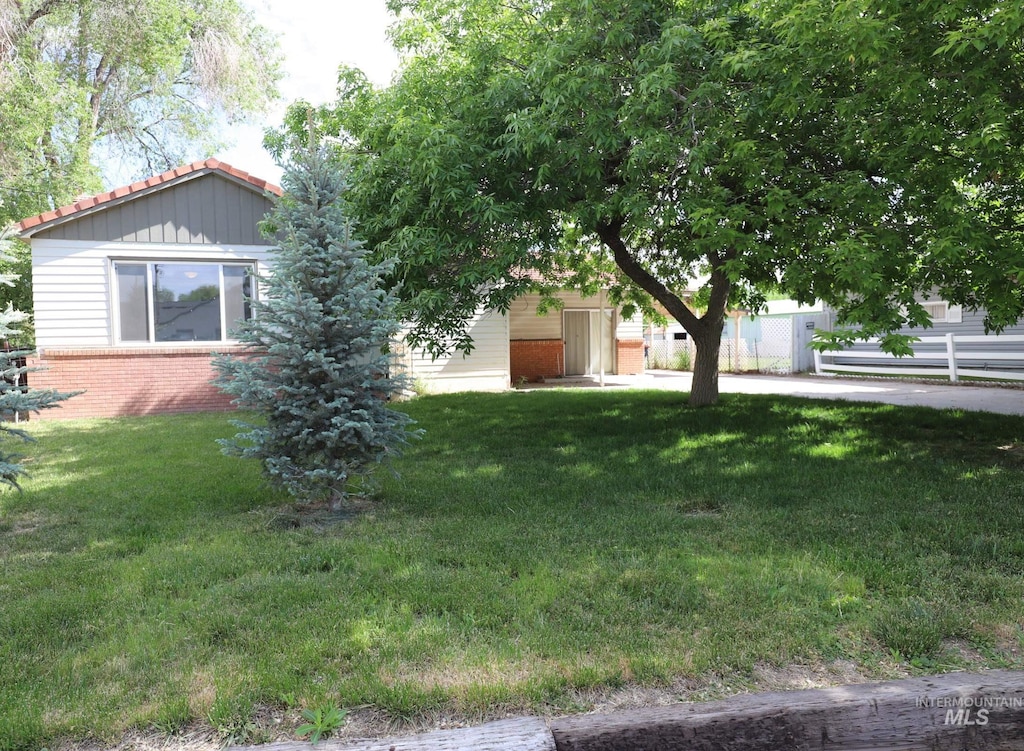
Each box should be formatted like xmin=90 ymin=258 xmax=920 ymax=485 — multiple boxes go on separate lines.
xmin=0 ymin=391 xmax=1022 ymax=749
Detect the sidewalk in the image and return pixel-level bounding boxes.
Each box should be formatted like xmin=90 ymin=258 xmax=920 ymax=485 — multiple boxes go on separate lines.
xmin=533 ymin=370 xmax=1024 ymax=416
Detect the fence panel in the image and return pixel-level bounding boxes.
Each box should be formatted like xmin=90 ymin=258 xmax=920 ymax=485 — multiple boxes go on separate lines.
xmin=646 ymin=315 xmax=797 ymax=374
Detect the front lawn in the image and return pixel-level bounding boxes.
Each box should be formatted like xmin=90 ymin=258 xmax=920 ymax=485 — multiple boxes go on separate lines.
xmin=1 ymin=391 xmax=1023 ymax=749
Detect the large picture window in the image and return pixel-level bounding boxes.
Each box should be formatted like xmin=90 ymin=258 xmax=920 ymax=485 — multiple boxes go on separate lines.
xmin=113 ymin=261 xmax=254 ymax=343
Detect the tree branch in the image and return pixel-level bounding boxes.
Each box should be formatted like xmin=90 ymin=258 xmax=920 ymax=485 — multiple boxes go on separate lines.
xmin=595 ymin=217 xmax=704 ymax=335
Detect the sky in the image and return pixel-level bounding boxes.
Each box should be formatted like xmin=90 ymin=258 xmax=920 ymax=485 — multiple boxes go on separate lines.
xmin=217 ymin=0 xmax=401 ymax=185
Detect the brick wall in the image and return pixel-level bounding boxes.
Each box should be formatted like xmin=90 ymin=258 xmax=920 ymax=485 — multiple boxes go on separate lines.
xmin=26 ymin=347 xmax=245 ymax=420
xmin=616 ymin=339 xmax=645 ymax=375
xmin=510 ymin=339 xmax=564 ymax=383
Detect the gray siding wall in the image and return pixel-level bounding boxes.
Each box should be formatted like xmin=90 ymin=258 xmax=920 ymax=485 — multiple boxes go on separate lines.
xmin=894 ymin=308 xmax=1024 ymax=339
xmin=35 ymin=174 xmax=276 ymax=245
xmin=829 ymin=308 xmax=1024 ymax=370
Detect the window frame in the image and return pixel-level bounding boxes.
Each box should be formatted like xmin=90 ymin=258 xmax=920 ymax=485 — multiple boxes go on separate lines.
xmin=110 ymin=258 xmax=258 ymax=345
xmin=920 ymin=299 xmax=963 ymax=325
xmin=921 ymin=300 xmax=949 ymax=324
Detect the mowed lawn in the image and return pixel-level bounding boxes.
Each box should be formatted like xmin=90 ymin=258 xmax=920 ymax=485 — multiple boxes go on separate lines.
xmin=1 ymin=390 xmax=1023 ymax=749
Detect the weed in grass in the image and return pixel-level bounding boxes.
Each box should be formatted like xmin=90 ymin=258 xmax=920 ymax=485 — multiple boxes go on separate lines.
xmin=296 ymin=706 xmax=347 ymax=745
xmin=149 ymin=697 xmax=191 ymax=736
xmin=872 ymin=599 xmax=945 ymax=660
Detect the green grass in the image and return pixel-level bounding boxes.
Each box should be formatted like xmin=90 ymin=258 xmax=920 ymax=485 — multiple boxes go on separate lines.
xmin=2 ymin=391 xmax=1024 ymax=749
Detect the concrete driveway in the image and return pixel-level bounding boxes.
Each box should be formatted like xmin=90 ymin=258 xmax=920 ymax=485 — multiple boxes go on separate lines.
xmin=537 ymin=370 xmax=1024 ymax=416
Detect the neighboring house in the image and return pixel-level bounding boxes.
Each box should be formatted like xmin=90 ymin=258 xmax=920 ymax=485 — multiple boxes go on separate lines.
xmin=821 ymin=296 xmax=1024 ymax=376
xmin=18 ymin=161 xmax=646 ymax=418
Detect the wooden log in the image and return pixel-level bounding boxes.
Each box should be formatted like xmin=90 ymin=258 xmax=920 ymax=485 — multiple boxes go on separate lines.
xmin=228 ymin=717 xmax=554 ymax=751
xmin=549 ymin=670 xmax=1024 ymax=751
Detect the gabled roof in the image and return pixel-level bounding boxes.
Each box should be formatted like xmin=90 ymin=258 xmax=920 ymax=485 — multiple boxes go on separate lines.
xmin=17 ymin=158 xmax=283 ymax=238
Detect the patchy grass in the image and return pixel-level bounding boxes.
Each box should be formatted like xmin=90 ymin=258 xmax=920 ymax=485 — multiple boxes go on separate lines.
xmin=1 ymin=391 xmax=1023 ymax=749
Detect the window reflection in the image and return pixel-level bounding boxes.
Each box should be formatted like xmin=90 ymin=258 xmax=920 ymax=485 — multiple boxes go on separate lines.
xmin=114 ymin=262 xmax=254 ymax=343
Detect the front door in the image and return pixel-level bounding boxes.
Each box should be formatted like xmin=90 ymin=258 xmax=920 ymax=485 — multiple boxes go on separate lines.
xmin=564 ymin=310 xmax=590 ymax=375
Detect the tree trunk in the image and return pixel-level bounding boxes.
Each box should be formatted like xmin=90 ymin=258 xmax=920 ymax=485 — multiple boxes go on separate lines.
xmin=595 ymin=219 xmax=732 ymax=408
xmin=689 ymin=321 xmax=724 ymax=407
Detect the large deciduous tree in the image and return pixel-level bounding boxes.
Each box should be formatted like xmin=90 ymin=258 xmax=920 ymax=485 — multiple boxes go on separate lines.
xmin=280 ymin=0 xmax=1024 ymax=406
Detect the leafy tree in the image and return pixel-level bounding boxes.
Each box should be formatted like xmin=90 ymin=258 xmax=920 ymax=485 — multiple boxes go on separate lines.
xmin=177 ymin=285 xmax=220 ymax=303
xmin=0 ymin=0 xmax=282 ymax=327
xmin=0 ymin=226 xmax=77 ymax=488
xmin=279 ymin=0 xmax=1024 ymax=406
xmin=213 ymin=148 xmax=416 ymax=508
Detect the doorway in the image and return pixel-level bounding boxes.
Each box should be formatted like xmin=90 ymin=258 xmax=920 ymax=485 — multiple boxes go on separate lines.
xmin=563 ymin=310 xmax=615 ymax=376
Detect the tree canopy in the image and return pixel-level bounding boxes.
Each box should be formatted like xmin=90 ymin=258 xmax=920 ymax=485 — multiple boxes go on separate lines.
xmin=278 ymin=0 xmax=1024 ymax=406
xmin=0 ymin=0 xmax=281 ymax=227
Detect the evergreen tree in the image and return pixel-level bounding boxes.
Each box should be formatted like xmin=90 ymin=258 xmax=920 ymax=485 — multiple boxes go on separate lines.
xmin=0 ymin=226 xmax=77 ymax=489
xmin=213 ymin=149 xmax=416 ymax=508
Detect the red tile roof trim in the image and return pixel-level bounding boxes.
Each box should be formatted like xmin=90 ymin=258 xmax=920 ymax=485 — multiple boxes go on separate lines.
xmin=17 ymin=158 xmax=283 ymax=234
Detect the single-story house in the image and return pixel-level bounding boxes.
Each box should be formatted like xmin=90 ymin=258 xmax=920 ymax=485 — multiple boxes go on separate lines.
xmin=17 ymin=160 xmax=645 ymax=419
xmin=820 ymin=297 xmax=1024 ymax=378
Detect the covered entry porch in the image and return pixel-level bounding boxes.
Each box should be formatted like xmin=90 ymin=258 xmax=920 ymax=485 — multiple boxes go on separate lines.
xmin=507 ymin=291 xmax=645 ymax=383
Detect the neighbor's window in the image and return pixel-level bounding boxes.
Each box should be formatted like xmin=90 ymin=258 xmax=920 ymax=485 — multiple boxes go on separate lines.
xmin=921 ymin=301 xmax=949 ymax=323
xmin=113 ymin=261 xmax=254 ymax=343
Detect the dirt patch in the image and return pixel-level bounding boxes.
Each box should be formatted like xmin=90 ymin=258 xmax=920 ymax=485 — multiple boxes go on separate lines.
xmin=41 ymin=659 xmax=976 ymax=751
xmin=256 ymin=497 xmax=377 ymax=532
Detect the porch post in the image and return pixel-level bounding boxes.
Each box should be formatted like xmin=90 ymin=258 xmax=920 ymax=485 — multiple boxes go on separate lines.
xmin=599 ymin=291 xmax=606 ymax=387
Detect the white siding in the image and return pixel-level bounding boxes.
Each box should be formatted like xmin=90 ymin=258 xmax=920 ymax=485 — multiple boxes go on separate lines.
xmin=510 ymin=291 xmax=636 ymax=339
xmin=509 ymin=294 xmax=563 ymax=339
xmin=401 ymin=308 xmax=510 ymax=393
xmin=32 ymin=239 xmax=272 ymax=349
xmin=617 ymin=309 xmax=644 ymax=340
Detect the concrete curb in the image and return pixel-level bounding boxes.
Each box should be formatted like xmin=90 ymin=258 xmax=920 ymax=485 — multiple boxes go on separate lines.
xmin=229 ymin=670 xmax=1024 ymax=751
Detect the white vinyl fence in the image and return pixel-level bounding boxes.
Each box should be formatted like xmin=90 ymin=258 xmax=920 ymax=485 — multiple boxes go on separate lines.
xmin=814 ymin=333 xmax=1024 ymax=382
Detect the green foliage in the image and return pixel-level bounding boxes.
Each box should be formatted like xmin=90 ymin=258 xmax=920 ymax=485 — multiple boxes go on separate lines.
xmin=176 ymin=285 xmax=220 ymax=303
xmin=0 ymin=226 xmax=78 ymax=488
xmin=296 ymin=706 xmax=347 ymax=745
xmin=277 ymin=0 xmax=1024 ymax=406
xmin=213 ymin=149 xmax=417 ymax=506
xmin=672 ymin=348 xmax=692 ymax=372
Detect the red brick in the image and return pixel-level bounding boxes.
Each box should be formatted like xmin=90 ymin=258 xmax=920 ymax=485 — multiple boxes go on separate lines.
xmin=510 ymin=339 xmax=564 ymax=383
xmin=27 ymin=348 xmax=238 ymax=420
xmin=616 ymin=339 xmax=645 ymax=375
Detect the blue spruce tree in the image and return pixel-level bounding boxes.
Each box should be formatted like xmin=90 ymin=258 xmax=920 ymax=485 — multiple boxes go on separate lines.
xmin=0 ymin=226 xmax=77 ymax=488
xmin=213 ymin=149 xmax=416 ymax=508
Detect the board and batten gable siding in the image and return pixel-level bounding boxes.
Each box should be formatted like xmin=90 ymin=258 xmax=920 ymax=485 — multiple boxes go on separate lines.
xmin=32 ymin=174 xmax=276 ymax=246
xmin=31 ymin=239 xmax=273 ymax=348
xmin=402 ymin=308 xmax=510 ymax=392
xmin=509 ymin=292 xmax=642 ymax=340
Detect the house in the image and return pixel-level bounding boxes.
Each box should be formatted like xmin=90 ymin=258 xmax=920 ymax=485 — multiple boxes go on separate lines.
xmin=17 ymin=159 xmax=281 ymax=420
xmin=818 ymin=296 xmax=1024 ymax=380
xmin=507 ymin=290 xmax=645 ymax=383
xmin=395 ymin=289 xmax=645 ymax=394
xmin=18 ymin=160 xmax=646 ymax=418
